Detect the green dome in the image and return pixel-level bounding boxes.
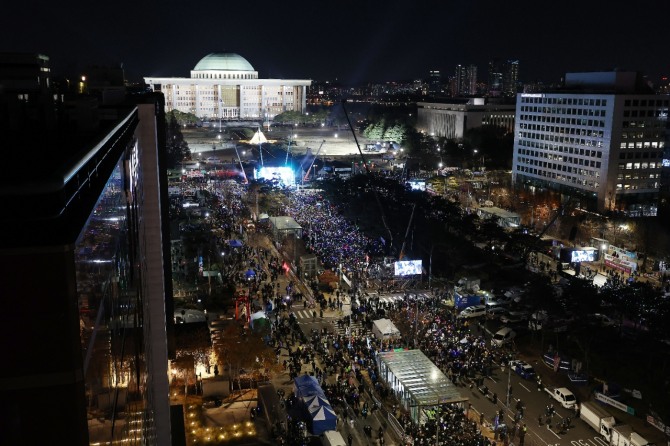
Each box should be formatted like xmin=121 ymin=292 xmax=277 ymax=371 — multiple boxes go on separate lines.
xmin=193 ymin=53 xmax=255 ymax=71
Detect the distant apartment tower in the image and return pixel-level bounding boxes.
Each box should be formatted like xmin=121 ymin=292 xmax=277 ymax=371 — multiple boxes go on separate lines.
xmin=417 ymin=97 xmax=516 ymax=139
xmin=488 ymin=59 xmax=519 ymax=97
xmin=0 ymin=54 xmax=174 ymax=445
xmin=428 ymin=70 xmax=442 ymax=95
xmin=512 ymin=71 xmax=668 ymax=215
xmin=452 ymin=64 xmax=477 ymax=96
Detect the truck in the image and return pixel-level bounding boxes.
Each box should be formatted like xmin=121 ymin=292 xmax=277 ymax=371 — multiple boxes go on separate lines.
xmin=544 ymin=386 xmax=577 ymax=409
xmin=321 ymin=430 xmax=347 ymax=446
xmin=580 ymin=401 xmax=617 ymax=441
xmin=454 ymin=293 xmax=483 ymax=311
xmin=610 ymin=424 xmax=650 ymax=446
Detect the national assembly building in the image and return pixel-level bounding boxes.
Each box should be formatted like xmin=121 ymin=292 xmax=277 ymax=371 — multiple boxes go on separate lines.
xmin=144 ymin=52 xmax=311 ymax=120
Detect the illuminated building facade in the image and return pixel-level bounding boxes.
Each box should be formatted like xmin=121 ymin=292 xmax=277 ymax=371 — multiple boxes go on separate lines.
xmin=512 ymin=71 xmax=668 ymax=215
xmin=0 ymin=56 xmax=175 ymax=444
xmin=144 ymin=52 xmax=311 ymax=121
xmin=416 ymin=98 xmax=516 ymax=139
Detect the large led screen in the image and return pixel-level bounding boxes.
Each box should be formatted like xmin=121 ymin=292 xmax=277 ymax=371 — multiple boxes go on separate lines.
xmin=571 ymin=250 xmax=596 ymax=263
xmin=394 ymin=260 xmax=422 ymax=276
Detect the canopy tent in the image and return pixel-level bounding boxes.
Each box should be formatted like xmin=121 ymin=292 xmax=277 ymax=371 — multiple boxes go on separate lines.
xmin=228 ymin=239 xmax=243 ymax=248
xmin=249 ymin=311 xmax=269 ymax=329
xmin=302 ymin=394 xmax=331 ymax=411
xmin=258 ymin=213 xmax=269 ymax=221
xmin=249 ymin=129 xmax=268 ymax=145
xmin=371 ymin=318 xmax=401 ymax=341
xmin=294 ymin=374 xmax=325 ymax=399
xmin=308 ymin=404 xmax=337 ymax=435
xmin=245 ymin=269 xmax=256 ymax=278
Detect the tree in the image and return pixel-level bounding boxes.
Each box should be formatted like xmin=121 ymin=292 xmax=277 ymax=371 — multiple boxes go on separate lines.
xmin=273 ymin=110 xmax=302 ymax=125
xmin=363 ymin=121 xmax=385 ymax=140
xmin=383 ymin=123 xmax=408 ymax=143
xmin=167 ymin=109 xmax=199 ymax=127
xmin=166 ymin=115 xmax=191 ymax=169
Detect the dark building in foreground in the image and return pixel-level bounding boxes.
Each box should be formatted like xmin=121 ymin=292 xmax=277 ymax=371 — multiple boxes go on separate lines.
xmin=0 ymin=53 xmax=175 ymax=445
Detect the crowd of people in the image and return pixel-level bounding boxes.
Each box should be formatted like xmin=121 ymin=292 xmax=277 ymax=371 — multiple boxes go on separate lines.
xmin=175 ymin=179 xmax=525 ymax=446
xmin=285 ymin=190 xmax=384 ymax=273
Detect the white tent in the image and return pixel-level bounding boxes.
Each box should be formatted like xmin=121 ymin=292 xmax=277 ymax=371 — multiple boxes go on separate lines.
xmin=303 ymin=394 xmax=331 ymax=411
xmin=371 ymin=318 xmax=401 ymax=341
xmin=249 ymin=129 xmax=268 ymax=145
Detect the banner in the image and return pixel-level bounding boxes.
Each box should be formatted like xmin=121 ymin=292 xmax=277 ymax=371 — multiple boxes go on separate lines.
xmin=595 ymin=392 xmax=635 ymax=415
xmin=604 ymin=253 xmax=637 ymax=274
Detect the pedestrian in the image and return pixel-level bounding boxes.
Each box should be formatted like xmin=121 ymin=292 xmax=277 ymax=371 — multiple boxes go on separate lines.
xmin=347 ymin=433 xmax=353 ymax=446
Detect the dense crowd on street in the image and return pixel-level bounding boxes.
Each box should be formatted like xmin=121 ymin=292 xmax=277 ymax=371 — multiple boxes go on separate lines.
xmin=284 ymin=190 xmax=385 ymax=273
xmin=175 ymin=178 xmax=524 ymax=446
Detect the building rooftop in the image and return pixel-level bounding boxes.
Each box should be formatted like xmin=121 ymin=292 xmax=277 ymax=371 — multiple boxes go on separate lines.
xmin=193 ymin=53 xmax=255 ymax=72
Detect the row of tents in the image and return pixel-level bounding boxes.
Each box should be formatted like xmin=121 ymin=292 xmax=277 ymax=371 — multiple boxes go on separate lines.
xmin=293 ymin=374 xmax=337 ymax=435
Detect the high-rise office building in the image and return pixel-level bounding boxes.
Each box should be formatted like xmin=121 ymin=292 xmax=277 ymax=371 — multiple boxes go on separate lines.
xmin=0 ymin=53 xmax=175 ymax=445
xmin=428 ymin=70 xmax=442 ymax=95
xmin=144 ymin=52 xmax=311 ymax=121
xmin=512 ymin=71 xmax=668 ymax=215
xmin=452 ymin=64 xmax=477 ymax=97
xmin=488 ymin=59 xmax=519 ymax=97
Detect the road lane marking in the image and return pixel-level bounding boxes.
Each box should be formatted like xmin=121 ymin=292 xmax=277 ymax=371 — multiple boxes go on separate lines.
xmin=520 ymin=383 xmax=531 ymax=392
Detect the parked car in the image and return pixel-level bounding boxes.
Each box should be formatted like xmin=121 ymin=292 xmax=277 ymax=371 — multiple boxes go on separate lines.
xmin=491 ymin=327 xmax=516 ymax=347
xmin=509 ymin=360 xmax=536 ymax=379
xmin=500 ymin=310 xmax=528 ymax=325
xmin=486 ymin=306 xmax=508 ymax=319
xmin=457 ymin=305 xmax=487 ymax=319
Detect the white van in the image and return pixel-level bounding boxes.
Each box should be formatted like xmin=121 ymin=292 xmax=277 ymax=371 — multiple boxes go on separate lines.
xmin=491 ymin=327 xmax=516 ymax=347
xmin=457 ymin=305 xmax=486 ymax=319
xmin=321 ymin=430 xmax=347 ymax=446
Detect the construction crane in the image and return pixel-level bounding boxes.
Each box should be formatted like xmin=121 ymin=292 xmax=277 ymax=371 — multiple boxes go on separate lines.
xmin=341 ymin=99 xmax=395 ymax=251
xmin=398 ymin=203 xmax=416 ymax=260
xmin=233 ymin=144 xmax=248 ymax=184
xmin=302 ymin=140 xmax=325 ymax=183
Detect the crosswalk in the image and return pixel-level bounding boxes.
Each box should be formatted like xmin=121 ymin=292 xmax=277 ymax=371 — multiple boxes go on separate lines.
xmin=334 ymin=320 xmax=367 ymax=337
xmin=291 ymin=309 xmax=317 ymax=322
xmin=288 ymin=292 xmax=432 ymax=327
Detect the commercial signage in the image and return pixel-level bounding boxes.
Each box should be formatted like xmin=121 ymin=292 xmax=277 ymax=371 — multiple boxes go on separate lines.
xmin=595 ymin=392 xmax=635 ymax=415
xmin=646 ymin=415 xmax=670 ymax=435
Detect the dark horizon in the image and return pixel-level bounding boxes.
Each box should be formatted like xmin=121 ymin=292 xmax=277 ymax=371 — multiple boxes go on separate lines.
xmin=2 ymin=0 xmax=669 ymax=87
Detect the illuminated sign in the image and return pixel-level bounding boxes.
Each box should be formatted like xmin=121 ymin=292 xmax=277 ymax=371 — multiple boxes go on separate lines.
xmin=394 ymin=260 xmax=422 ymax=276
xmin=406 ymin=180 xmax=426 ymax=191
xmin=256 ymin=166 xmax=296 ymax=186
xmin=521 ymin=93 xmax=545 ymax=98
xmin=570 ymin=250 xmax=596 ymax=263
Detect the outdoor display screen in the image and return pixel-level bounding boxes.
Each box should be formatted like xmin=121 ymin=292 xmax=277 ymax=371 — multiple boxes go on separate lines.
xmin=571 ymin=250 xmax=596 ymax=263
xmin=406 ymin=180 xmax=426 ymax=191
xmin=394 ymin=260 xmax=422 ymax=276
xmin=256 ymin=166 xmax=296 ymax=186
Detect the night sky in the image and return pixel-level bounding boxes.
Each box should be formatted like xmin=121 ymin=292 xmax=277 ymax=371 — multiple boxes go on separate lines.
xmin=3 ymin=0 xmax=669 ymax=86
